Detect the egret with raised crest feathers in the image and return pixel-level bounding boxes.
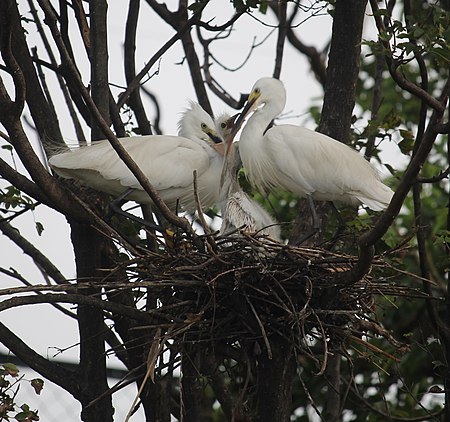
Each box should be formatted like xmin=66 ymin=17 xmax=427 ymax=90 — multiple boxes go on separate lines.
xmin=49 ymin=102 xmax=225 ymax=213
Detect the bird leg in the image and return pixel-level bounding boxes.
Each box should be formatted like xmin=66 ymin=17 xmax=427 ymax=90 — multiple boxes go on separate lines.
xmin=109 ymin=188 xmax=164 ymax=233
xmin=293 ymin=194 xmax=321 ymax=245
xmin=329 ymin=201 xmax=347 ymax=239
xmin=308 ymin=195 xmax=321 ymax=232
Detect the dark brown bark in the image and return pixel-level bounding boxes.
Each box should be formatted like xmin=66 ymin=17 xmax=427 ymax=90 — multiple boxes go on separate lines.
xmin=255 ymin=336 xmax=296 ymax=422
xmin=71 ymin=221 xmax=114 ymax=422
xmin=90 ymin=0 xmax=110 ymax=140
xmin=317 ymin=3 xmax=368 ymax=416
xmin=290 ymin=1 xmax=368 ymax=418
xmin=178 ymin=6 xmax=212 ymax=115
xmin=181 ymin=347 xmax=204 ymax=422
xmin=323 ymin=354 xmax=341 ymax=422
xmin=318 ymin=0 xmax=367 ymax=142
xmin=67 ymin=3 xmax=114 ymax=422
xmin=0 ymin=0 xmax=64 ymax=146
xmin=273 ymin=1 xmax=287 ymax=80
xmin=125 ymin=0 xmax=152 ymax=135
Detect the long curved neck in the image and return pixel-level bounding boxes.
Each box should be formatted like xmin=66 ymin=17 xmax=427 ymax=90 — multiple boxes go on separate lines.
xmin=237 ymin=100 xmax=283 ymax=192
xmin=240 ymin=100 xmax=283 ymax=145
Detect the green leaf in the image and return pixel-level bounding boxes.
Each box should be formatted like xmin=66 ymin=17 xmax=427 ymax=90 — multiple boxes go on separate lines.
xmin=259 ymin=1 xmax=268 ymax=14
xmin=372 ymin=8 xmax=389 ymax=17
xmin=398 ymin=130 xmax=415 ymax=155
xmin=430 ymin=47 xmax=450 ymax=62
xmin=413 ymin=27 xmax=425 ymax=38
xmin=2 ymin=363 xmax=19 ymax=377
xmin=434 ymin=230 xmax=450 ymax=245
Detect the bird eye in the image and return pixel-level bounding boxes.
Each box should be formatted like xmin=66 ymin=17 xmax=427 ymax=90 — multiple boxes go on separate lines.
xmin=201 ymin=123 xmax=207 ymax=130
xmin=221 ymin=122 xmax=227 ymax=129
xmin=254 ymin=88 xmax=260 ymax=94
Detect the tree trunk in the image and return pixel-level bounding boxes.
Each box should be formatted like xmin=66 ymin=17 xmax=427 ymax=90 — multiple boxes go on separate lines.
xmin=319 ymin=0 xmax=368 ymax=142
xmin=255 ymin=336 xmax=296 ymax=422
xmin=319 ymin=1 xmax=368 ymax=418
xmin=181 ymin=347 xmax=204 ymax=422
xmin=291 ymin=0 xmax=368 ymax=417
xmin=71 ymin=221 xmax=114 ymax=422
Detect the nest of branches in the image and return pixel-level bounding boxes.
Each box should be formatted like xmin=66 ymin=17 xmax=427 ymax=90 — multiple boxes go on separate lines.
xmin=124 ymin=233 xmax=413 ymax=368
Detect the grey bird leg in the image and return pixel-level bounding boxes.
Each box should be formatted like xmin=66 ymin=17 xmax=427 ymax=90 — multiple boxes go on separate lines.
xmin=294 ymin=194 xmax=321 ymax=245
xmin=109 ymin=188 xmax=164 ymax=233
xmin=329 ymin=201 xmax=347 ymax=239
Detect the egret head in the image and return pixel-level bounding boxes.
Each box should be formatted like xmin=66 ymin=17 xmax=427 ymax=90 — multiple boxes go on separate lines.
xmin=230 ymin=78 xmax=286 ymax=138
xmin=215 ymin=113 xmax=234 ymax=140
xmin=214 ymin=112 xmax=239 ymax=153
xmin=178 ymin=101 xmax=222 ymax=146
xmin=247 ymin=78 xmax=286 ymax=112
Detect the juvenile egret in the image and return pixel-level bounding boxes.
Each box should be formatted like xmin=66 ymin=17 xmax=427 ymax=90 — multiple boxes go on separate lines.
xmin=49 ymin=102 xmax=224 ymax=213
xmin=234 ymin=78 xmax=394 ymax=217
xmin=216 ymin=113 xmax=281 ymax=240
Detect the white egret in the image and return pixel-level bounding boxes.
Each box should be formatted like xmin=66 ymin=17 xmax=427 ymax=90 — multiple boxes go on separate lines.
xmin=216 ymin=113 xmax=281 ymax=241
xmin=233 ymin=78 xmax=394 ymax=236
xmin=49 ymin=102 xmax=225 ymax=213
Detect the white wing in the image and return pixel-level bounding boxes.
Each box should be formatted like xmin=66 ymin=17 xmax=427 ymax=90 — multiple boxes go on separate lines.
xmin=49 ymin=135 xmax=215 ymax=210
xmin=266 ymin=126 xmax=393 ymax=209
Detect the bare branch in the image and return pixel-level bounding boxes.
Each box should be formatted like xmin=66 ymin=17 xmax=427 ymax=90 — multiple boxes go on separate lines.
xmin=117 ymin=7 xmax=205 ymax=110
xmin=273 ymin=1 xmax=288 ymax=80
xmin=0 ymin=219 xmax=67 ymax=284
xmin=0 ymin=321 xmax=78 ymax=395
xmin=177 ymin=2 xmax=212 ymax=115
xmin=124 ymin=0 xmax=152 ymax=135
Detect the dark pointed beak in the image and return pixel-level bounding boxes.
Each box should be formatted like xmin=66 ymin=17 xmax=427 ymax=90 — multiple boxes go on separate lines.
xmin=226 ymin=96 xmax=257 ymax=144
xmin=226 ymin=113 xmax=239 ymax=129
xmin=207 ymin=132 xmax=223 ymax=144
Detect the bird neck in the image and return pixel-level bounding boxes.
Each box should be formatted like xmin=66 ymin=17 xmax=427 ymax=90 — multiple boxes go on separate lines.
xmin=238 ymin=100 xmax=283 ymax=193
xmin=241 ymin=101 xmax=281 ymax=142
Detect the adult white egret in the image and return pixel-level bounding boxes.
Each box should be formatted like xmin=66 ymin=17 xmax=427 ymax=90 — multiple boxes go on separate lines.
xmin=49 ymin=102 xmax=224 ymax=213
xmin=216 ymin=113 xmax=281 ymax=241
xmin=233 ymin=77 xmax=394 ymax=234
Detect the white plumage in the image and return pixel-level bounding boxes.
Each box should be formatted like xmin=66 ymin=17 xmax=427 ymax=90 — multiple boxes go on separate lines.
xmin=236 ymin=77 xmax=394 ymax=211
xmin=216 ymin=113 xmax=281 ymax=240
xmin=48 ymin=102 xmax=224 ymax=212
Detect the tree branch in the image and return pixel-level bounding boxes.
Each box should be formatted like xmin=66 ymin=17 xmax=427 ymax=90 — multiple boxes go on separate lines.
xmin=282 ymin=3 xmax=327 ymax=87
xmin=124 ymin=0 xmax=152 ymax=135
xmin=273 ymin=0 xmax=287 ymax=80
xmin=0 ymin=219 xmax=67 ymax=284
xmin=0 ymin=156 xmax=50 ymax=205
xmin=37 ymin=0 xmax=200 ymax=240
xmin=90 ymin=0 xmax=110 ymax=140
xmin=0 ymin=321 xmax=78 ymax=396
xmin=369 ymin=0 xmax=447 ymax=114
xmin=177 ymin=2 xmax=212 ymax=115
xmin=117 ymin=7 xmax=204 ymax=110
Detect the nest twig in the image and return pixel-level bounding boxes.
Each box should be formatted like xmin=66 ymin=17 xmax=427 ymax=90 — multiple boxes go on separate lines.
xmin=123 ymin=233 xmax=419 ymax=367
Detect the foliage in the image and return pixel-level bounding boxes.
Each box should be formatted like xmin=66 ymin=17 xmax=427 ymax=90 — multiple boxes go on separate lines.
xmin=0 ymin=364 xmax=42 ymax=421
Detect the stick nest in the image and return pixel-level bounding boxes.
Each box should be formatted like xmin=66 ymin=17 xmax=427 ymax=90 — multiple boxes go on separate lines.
xmin=125 ymin=233 xmax=419 ymax=365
